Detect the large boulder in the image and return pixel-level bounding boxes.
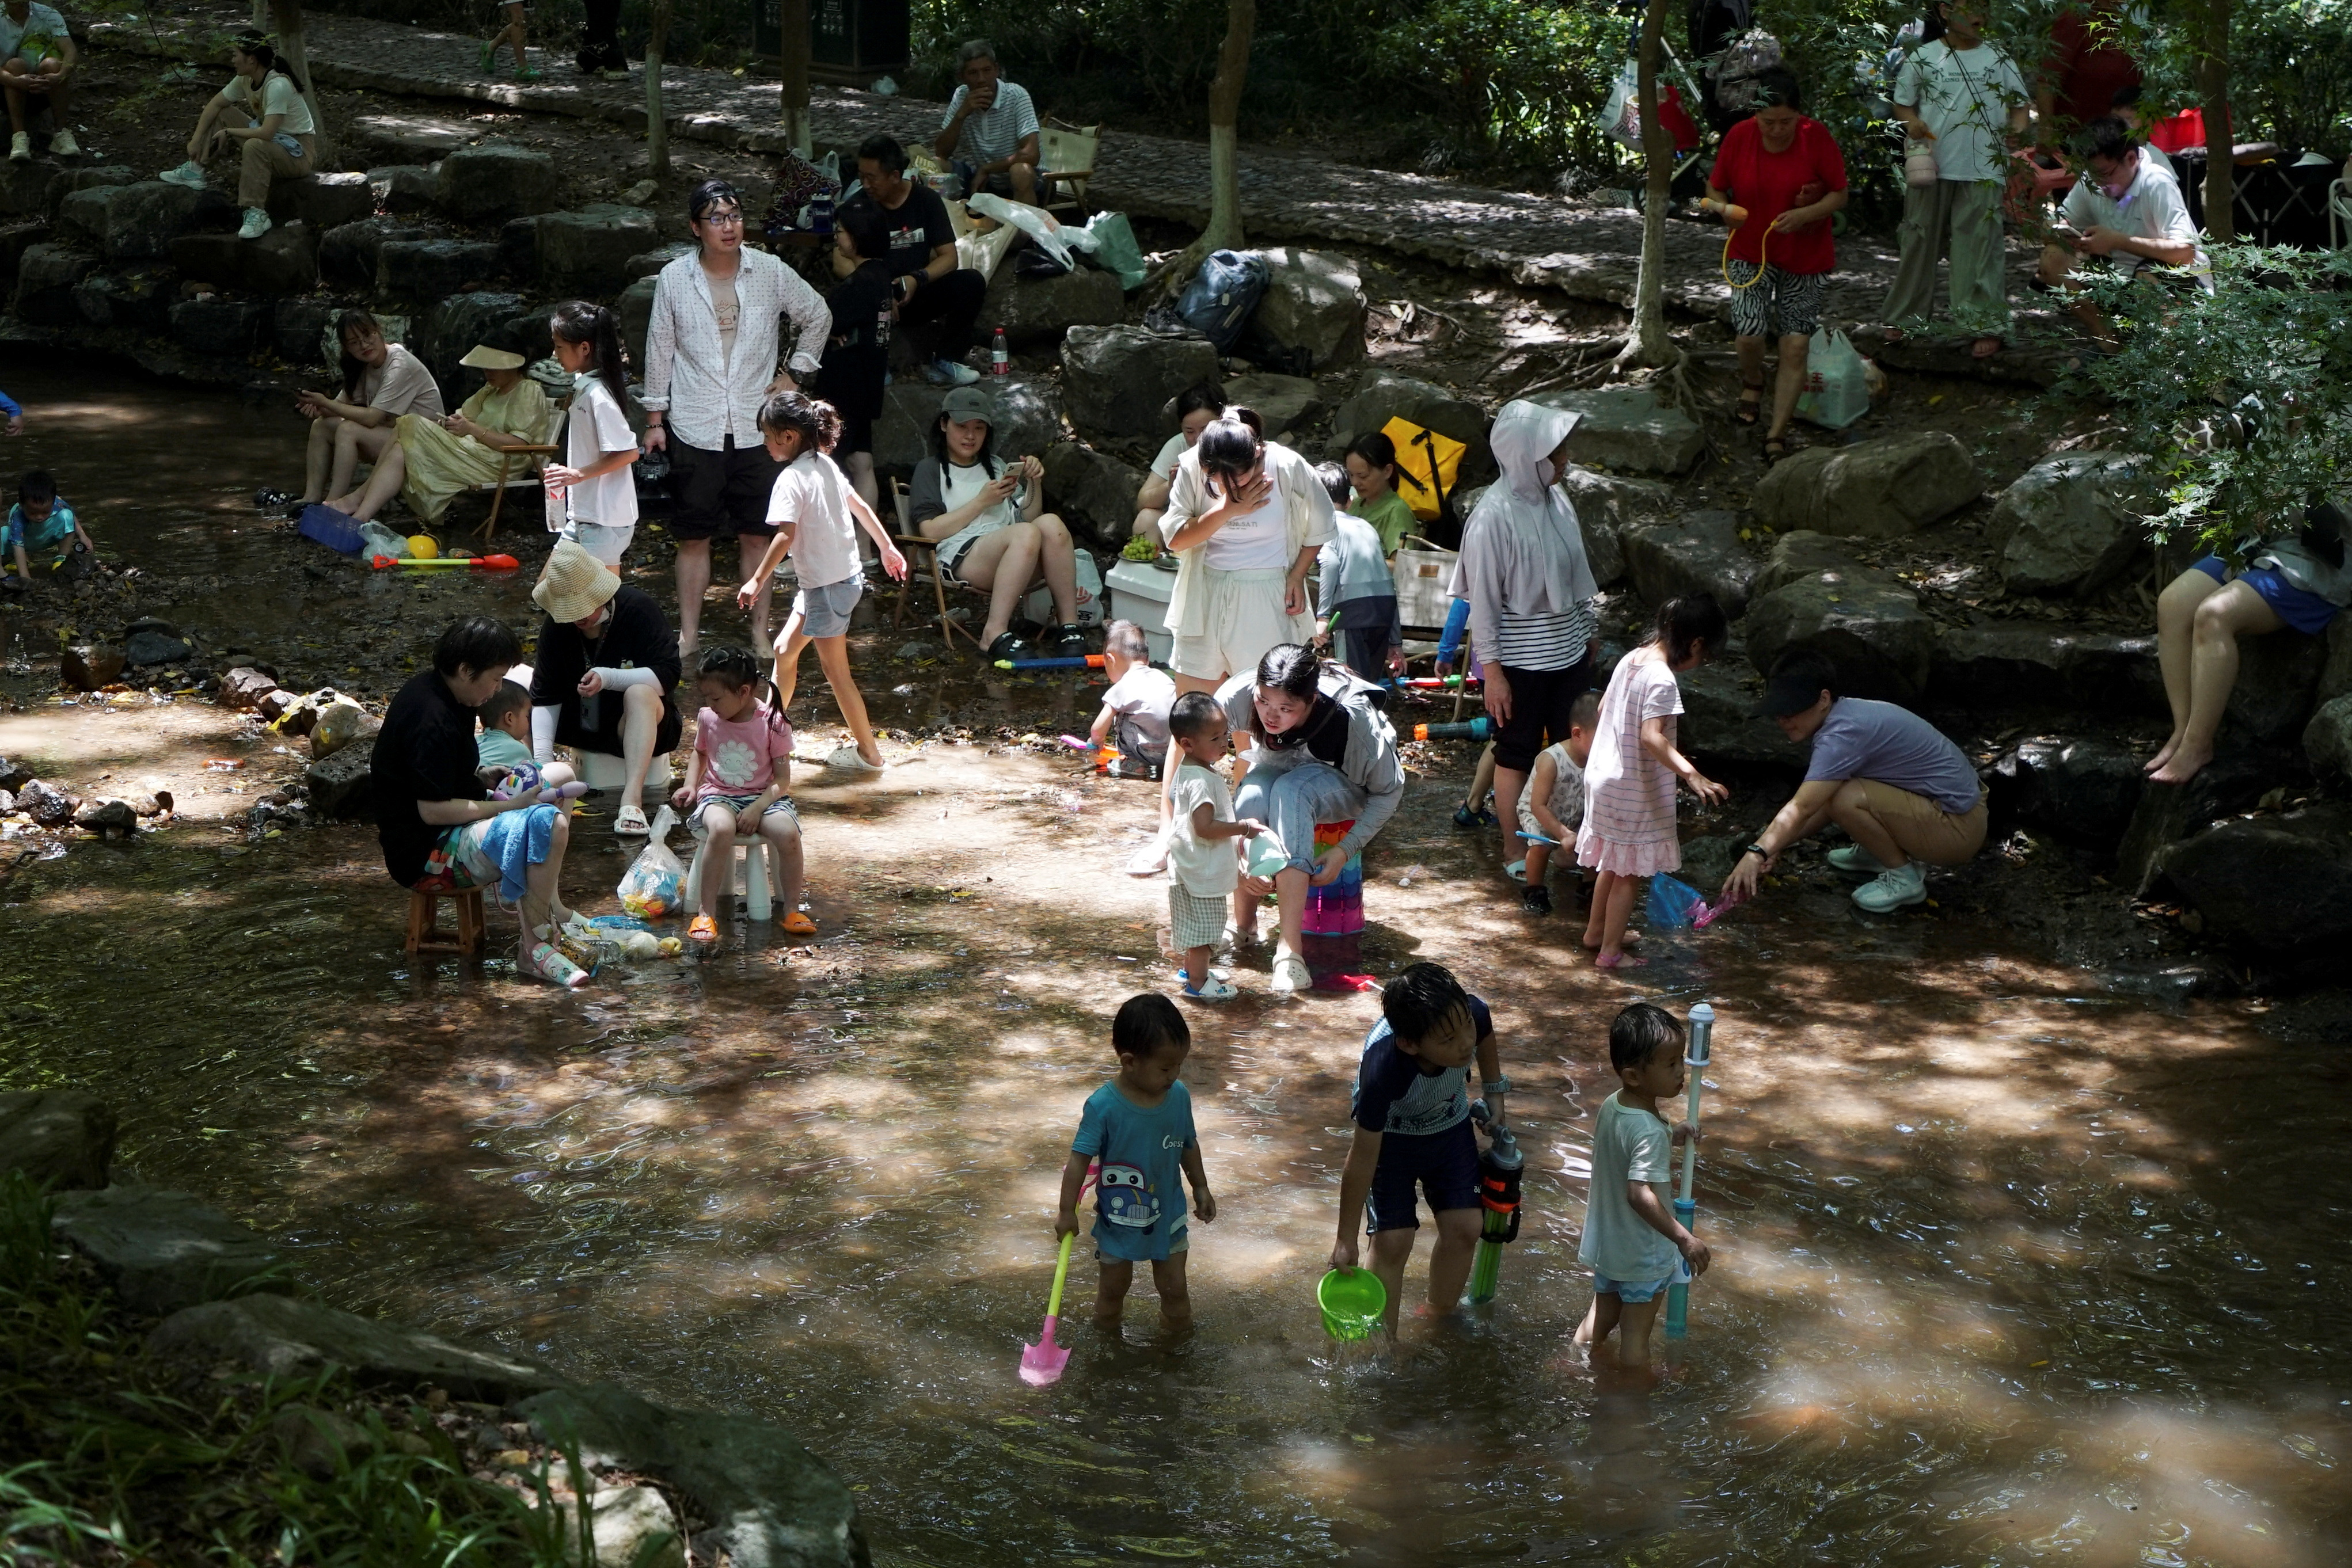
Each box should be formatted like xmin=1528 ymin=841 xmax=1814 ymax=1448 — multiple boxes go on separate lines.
xmin=434 ymin=142 xmax=560 ymax=224
xmin=1251 ymin=246 xmax=1366 ymax=371
xmin=1618 ymin=509 xmax=1758 ymax=617
xmin=616 ymin=274 xmax=659 ymax=378
xmin=41 ymin=165 xmax=136 ymax=221
xmin=1040 ymin=442 xmax=1148 ymax=544
xmin=264 ymin=173 xmax=374 ymax=231
xmin=982 ymin=262 xmax=1125 ymax=348
xmin=306 ymin=739 xmax=376 ymax=817
xmin=1994 ymin=452 xmax=2155 ymax=596
xmin=1218 ymin=372 xmax=1321 ymax=438
xmin=0 ymin=158 xmax=51 ymax=218
xmin=1062 ymin=326 xmax=1220 ymax=444
xmin=1753 ymin=431 xmax=1981 ymax=539
xmin=1555 ymin=466 xmax=1674 ymax=589
xmin=126 ymin=629 xmax=195 ymax=666
xmin=1929 ymin=622 xmax=2165 ymax=714
xmin=2159 ymin=803 xmax=2352 ymax=958
xmin=170 ymin=299 xmax=265 ymax=359
xmin=70 ymin=272 xmax=173 ymax=334
xmin=1528 ymin=387 xmax=1706 ymax=477
xmin=626 ymin=242 xmax=693 ymax=280
xmin=50 ymin=1186 xmax=284 ymax=1315
xmin=56 ymin=180 xmax=235 ymax=261
xmin=376 ymin=239 xmax=501 ymax=303
xmin=1744 ymin=561 xmax=1935 ymax=702
xmin=169 ymin=224 xmax=320 ymax=295
xmin=420 ymin=290 xmax=525 ymax=401
xmin=2306 ymin=694 xmax=2352 ymax=778
xmin=1989 ymin=734 xmax=2148 ymax=845
xmin=12 ymin=243 xmax=95 ymax=326
xmin=1329 ymin=368 xmax=1493 ymax=488
xmin=0 ymin=1089 xmax=116 ymax=1189
xmin=1678 ymin=661 xmax=1799 ymax=766
xmin=530 ymin=204 xmax=659 ymax=293
xmin=2224 ymin=629 xmax=2327 ymax=743
xmin=320 ymin=219 xmax=426 ymax=292
xmin=524 ymin=1382 xmax=868 ymax=1568
xmin=2115 ymin=747 xmax=2279 ymax=896
xmin=272 ymin=300 xmax=337 ymax=367
xmin=367 ymin=164 xmax=438 ymax=214
xmin=150 ymin=1293 xmax=562 ymax=1401
xmin=352 ymin=113 xmax=476 ymax=161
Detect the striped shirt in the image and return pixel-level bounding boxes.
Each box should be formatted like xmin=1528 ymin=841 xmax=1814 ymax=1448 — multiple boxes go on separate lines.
xmin=1495 ymin=600 xmax=1596 ymax=672
xmin=943 ymin=79 xmax=1040 ymax=168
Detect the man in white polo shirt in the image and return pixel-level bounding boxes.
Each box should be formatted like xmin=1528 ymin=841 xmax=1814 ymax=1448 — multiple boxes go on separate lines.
xmin=2037 ymin=116 xmax=2205 ymax=347
xmin=933 ymin=38 xmax=1040 ymax=205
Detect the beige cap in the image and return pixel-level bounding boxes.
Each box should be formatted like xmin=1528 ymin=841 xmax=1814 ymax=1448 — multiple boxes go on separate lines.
xmin=459 ymin=343 xmax=527 ymax=370
xmin=531 ymin=539 xmax=622 ymax=623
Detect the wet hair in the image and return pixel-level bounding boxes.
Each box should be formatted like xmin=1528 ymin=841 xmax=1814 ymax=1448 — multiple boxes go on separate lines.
xmin=1568 ymin=688 xmax=1602 ymax=731
xmin=931 ymin=407 xmax=1000 ymax=478
xmin=697 ymin=645 xmax=762 ymax=690
xmin=759 ymin=390 xmax=843 ymax=455
xmin=839 ymin=201 xmax=891 ymax=262
xmin=1313 ymin=460 xmax=1351 ymax=507
xmin=857 ymin=132 xmax=909 ymax=175
xmin=1344 ymin=431 xmax=1399 ymax=485
xmin=1196 ymin=417 xmax=1264 ymax=492
xmin=1104 ymin=619 xmax=1150 ymax=661
xmin=1651 ymin=592 xmax=1728 ymax=668
xmin=17 ymin=470 xmax=55 ymax=506
xmin=1173 ymin=382 xmax=1228 ymax=423
xmin=1382 ymin=962 xmax=1471 ymax=1050
xmin=687 ymin=178 xmax=743 ymax=223
xmin=1112 ymin=993 xmax=1190 ymax=1059
xmin=476 ymin=678 xmax=531 ymax=729
xmin=2081 ymin=115 xmax=2142 ymax=163
xmin=1751 ymin=65 xmax=1803 ymax=111
xmin=1168 ymin=690 xmax=1225 ymax=743
xmin=955 ymin=37 xmax=998 ymax=70
xmin=1610 ymin=1002 xmax=1684 ymax=1075
xmin=334 ymin=308 xmax=385 ymax=401
xmin=433 ymin=615 xmax=521 ymax=678
xmin=550 ymin=300 xmax=628 ymax=412
xmin=1254 ymin=642 xmax=1323 ymax=705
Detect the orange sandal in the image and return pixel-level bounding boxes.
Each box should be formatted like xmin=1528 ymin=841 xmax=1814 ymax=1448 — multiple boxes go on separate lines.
xmin=782 ymin=912 xmax=816 ymax=937
xmin=687 ymin=914 xmax=717 ymax=943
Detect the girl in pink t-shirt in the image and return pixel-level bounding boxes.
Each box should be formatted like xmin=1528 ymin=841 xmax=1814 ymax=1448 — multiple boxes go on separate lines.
xmin=669 ymin=645 xmax=811 ymax=941
xmin=1576 ymin=596 xmax=1731 ymax=969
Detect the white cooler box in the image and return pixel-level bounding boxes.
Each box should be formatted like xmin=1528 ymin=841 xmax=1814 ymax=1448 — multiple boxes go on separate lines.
xmin=1104 ymin=557 xmax=1177 ymax=663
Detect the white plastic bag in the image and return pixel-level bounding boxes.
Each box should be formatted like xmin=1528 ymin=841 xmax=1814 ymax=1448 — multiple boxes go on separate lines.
xmin=966 ymin=192 xmax=1093 ymax=267
xmin=1796 ymin=329 xmax=1872 ymax=431
xmin=1601 ymin=59 xmax=1642 ymax=150
xmin=616 ymin=805 xmax=686 ymax=919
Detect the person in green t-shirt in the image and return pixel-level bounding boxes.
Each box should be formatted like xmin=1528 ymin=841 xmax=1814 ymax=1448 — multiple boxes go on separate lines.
xmin=1343 ymin=431 xmax=1418 ymax=557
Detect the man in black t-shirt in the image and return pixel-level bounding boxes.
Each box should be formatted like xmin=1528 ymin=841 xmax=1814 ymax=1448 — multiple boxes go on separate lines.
xmin=833 ymin=134 xmax=985 ymax=389
xmin=816 ymin=201 xmax=895 ymax=511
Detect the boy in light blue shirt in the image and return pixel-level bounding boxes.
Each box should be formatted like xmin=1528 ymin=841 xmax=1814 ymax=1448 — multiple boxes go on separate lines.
xmin=474 ymin=679 xmax=538 ymax=775
xmin=1575 ymin=1002 xmax=1709 ymax=1368
xmin=5 ymin=470 xmax=94 ymax=585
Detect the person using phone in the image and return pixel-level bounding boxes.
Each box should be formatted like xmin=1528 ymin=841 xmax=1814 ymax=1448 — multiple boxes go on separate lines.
xmin=2035 ymin=116 xmax=2204 ymax=349
xmin=909 ymin=385 xmax=1091 ymax=661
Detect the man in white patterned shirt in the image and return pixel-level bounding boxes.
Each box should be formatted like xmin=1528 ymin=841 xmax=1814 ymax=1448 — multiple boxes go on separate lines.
xmin=641 ymin=179 xmax=830 ymax=657
xmin=933 ymin=39 xmax=1040 ymax=205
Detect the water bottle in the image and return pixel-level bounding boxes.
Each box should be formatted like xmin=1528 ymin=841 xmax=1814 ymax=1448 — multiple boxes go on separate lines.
xmin=990 ymin=326 xmax=1009 ymax=376
xmin=810 ymin=188 xmax=834 ymax=235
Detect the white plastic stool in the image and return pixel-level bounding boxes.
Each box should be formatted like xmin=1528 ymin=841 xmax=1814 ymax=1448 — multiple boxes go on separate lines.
xmin=574 ymin=749 xmax=674 ymax=794
xmin=685 ymin=836 xmax=775 ymax=920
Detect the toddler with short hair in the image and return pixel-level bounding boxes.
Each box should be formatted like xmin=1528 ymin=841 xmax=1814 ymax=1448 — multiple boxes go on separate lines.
xmin=474 ymin=679 xmax=537 ymax=774
xmin=1517 ymin=686 xmax=1602 ymax=916
xmin=1088 ymin=618 xmax=1174 ymax=778
xmin=1574 ymin=1002 xmax=1708 ymax=1369
xmin=1165 ymin=690 xmax=1264 ymax=1002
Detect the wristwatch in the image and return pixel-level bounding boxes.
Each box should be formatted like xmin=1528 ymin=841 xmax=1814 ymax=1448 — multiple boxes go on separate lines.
xmin=1743 ymin=843 xmax=1770 ymax=861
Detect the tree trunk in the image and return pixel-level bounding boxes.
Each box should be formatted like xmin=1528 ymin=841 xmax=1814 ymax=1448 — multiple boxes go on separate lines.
xmin=645 ymin=0 xmax=674 ymax=178
xmin=1618 ymin=0 xmax=1680 ymax=370
xmin=1202 ymin=0 xmax=1255 ymax=250
xmin=780 ymin=0 xmax=810 ymax=157
xmin=251 ymin=0 xmax=269 ymax=32
xmin=2190 ymin=0 xmax=2233 ymax=241
xmin=269 ymin=0 xmax=333 ymax=165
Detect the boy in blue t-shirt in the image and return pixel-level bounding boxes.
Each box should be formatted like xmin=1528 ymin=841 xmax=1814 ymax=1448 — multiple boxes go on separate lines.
xmin=5 ymin=470 xmax=94 ymax=586
xmin=1331 ymin=962 xmax=1510 ymax=1336
xmin=1057 ymin=994 xmax=1218 ymax=1335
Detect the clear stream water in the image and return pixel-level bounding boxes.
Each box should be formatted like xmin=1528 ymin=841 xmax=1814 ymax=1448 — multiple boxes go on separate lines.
xmin=2 ymin=356 xmax=2348 ymax=1566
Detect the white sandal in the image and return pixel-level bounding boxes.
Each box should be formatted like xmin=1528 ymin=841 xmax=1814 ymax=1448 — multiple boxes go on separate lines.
xmin=612 ymin=802 xmax=649 ymax=836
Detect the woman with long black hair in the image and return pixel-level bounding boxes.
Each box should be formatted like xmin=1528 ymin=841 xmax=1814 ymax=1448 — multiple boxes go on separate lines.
xmin=159 ymin=33 xmax=318 ymax=241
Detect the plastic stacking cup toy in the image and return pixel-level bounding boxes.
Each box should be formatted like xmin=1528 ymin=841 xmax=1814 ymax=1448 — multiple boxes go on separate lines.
xmin=1319 ymin=1268 xmax=1386 ymax=1340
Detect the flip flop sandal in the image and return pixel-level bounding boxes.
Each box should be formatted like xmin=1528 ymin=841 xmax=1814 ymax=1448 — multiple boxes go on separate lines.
xmin=1762 ymin=436 xmax=1792 ymax=466
xmin=782 ymin=912 xmax=816 ymax=937
xmin=687 ymin=914 xmax=718 ymax=943
xmin=613 ymin=803 xmax=649 ymax=836
xmin=1735 ymin=379 xmax=1765 ymax=425
xmin=1594 ymin=952 xmax=1650 ymax=969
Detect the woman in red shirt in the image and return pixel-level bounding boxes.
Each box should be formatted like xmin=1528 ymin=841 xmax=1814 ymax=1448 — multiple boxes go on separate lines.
xmin=1704 ymin=67 xmax=1850 ymax=462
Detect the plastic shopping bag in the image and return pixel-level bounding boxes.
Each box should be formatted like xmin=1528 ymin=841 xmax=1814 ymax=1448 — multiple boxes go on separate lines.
xmin=1795 ymin=328 xmax=1872 ymax=431
xmin=615 ymin=805 xmax=686 ymax=919
xmin=966 ymin=192 xmax=1087 ymax=268
xmin=1084 ymin=211 xmax=1147 ymax=290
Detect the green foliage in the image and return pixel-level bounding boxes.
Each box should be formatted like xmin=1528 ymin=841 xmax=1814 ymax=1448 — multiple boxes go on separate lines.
xmin=2057 ymin=243 xmax=2352 ymax=550
xmin=2227 ymin=0 xmax=2352 ymax=149
xmin=1367 ymin=0 xmax=1632 ymax=170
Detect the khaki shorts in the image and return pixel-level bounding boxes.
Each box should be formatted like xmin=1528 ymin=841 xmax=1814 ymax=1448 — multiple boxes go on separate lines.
xmin=1855 ymin=780 xmax=1986 ymax=865
xmin=1169 ymin=566 xmax=1293 ymax=683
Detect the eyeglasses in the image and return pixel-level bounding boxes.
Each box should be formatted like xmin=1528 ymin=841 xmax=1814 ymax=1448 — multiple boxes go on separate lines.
xmin=698 ymin=210 xmax=745 ymax=227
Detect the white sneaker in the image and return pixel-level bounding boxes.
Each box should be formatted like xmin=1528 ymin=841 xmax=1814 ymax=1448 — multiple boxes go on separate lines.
xmin=1852 ymin=861 xmax=1928 ymax=914
xmin=924 ymin=356 xmax=981 ymax=387
xmin=48 ymin=129 xmax=77 ymax=157
xmin=1270 ymin=946 xmax=1311 ymax=994
xmin=8 ymin=133 xmax=28 ymax=163
xmin=1826 ymin=842 xmax=1889 ymax=876
xmin=160 ymin=159 xmax=206 ymax=187
xmin=1183 ymin=975 xmax=1238 ymax=1002
xmin=237 ymin=207 xmax=272 ymax=241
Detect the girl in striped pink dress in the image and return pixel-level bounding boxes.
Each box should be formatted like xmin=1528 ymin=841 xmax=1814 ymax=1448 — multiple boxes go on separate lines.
xmin=1576 ymin=595 xmax=1731 ymax=968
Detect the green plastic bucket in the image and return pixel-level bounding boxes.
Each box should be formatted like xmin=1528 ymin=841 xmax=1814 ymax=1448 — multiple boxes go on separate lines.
xmin=1319 ymin=1268 xmax=1386 ymax=1340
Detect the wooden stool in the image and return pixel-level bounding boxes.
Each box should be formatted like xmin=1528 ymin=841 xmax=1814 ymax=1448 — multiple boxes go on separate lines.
xmin=406 ymin=886 xmax=487 ymax=956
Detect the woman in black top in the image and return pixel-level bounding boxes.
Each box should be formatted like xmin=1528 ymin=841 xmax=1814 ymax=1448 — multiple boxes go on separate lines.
xmin=527 ymin=539 xmax=682 ymax=838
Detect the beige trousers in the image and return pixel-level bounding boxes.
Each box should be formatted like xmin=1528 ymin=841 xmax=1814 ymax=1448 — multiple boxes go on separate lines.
xmin=236 ymin=131 xmax=315 ymax=210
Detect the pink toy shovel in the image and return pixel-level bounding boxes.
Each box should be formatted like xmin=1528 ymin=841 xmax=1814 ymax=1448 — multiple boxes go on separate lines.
xmin=1020 ymin=1231 xmax=1079 ymax=1387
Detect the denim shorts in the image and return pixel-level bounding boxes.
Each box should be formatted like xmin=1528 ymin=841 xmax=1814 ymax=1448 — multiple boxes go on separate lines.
xmin=1365 ymin=1118 xmax=1480 ymax=1232
xmin=2191 ymin=554 xmax=2340 ymax=636
xmin=1593 ymin=1257 xmax=1690 ymax=1304
xmin=792 ymin=576 xmax=864 ymax=639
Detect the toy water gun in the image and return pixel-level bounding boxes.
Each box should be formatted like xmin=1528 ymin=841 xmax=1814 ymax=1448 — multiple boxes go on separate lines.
xmin=1395 ymin=674 xmax=1478 ymax=690
xmin=370 ymin=554 xmax=521 ymax=571
xmin=1413 ymin=717 xmax=1490 ymax=742
xmin=996 ymin=654 xmax=1171 ymax=671
xmin=1663 ymin=1002 xmax=1716 ymax=1339
xmin=1467 ymin=1117 xmax=1523 ymax=1305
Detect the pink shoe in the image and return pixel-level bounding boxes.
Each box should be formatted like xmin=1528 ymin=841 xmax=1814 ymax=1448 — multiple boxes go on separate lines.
xmin=1594 ymin=951 xmax=1649 ymax=970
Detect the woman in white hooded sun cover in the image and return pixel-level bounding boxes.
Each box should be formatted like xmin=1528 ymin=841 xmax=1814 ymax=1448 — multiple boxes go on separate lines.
xmin=1447 ymin=399 xmax=1602 ymax=871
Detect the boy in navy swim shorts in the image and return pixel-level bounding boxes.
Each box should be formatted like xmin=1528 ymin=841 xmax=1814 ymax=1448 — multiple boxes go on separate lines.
xmin=1330 ymin=962 xmax=1510 ymax=1336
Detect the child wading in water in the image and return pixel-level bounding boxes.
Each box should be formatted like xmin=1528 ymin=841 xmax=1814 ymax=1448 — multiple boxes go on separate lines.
xmin=671 ymin=645 xmax=810 ymax=942
xmin=1576 ymin=594 xmax=1730 ymax=967
xmin=545 ymin=300 xmax=640 ymax=565
xmin=738 ymin=391 xmax=908 ymax=772
xmin=1165 ymin=691 xmax=1266 ymax=1002
xmin=1516 ymin=686 xmax=1600 ymax=916
xmin=1576 ymin=1002 xmax=1709 ymax=1368
xmin=1057 ymin=995 xmax=1217 ymax=1334
xmin=1331 ymin=962 xmax=1509 ymax=1336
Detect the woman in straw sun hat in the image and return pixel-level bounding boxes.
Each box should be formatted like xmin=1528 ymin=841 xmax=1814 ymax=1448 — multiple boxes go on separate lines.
xmin=322 ymin=331 xmax=554 ymax=526
xmin=526 ymin=540 xmax=683 ymax=837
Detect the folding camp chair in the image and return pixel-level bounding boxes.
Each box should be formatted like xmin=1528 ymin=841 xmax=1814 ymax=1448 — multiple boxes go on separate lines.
xmin=1038 ymin=119 xmax=1100 ymax=220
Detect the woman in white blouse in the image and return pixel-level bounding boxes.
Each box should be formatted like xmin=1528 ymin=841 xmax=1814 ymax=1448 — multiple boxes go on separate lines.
xmin=1158 ymin=413 xmax=1336 ymax=697
xmin=159 ymin=35 xmax=318 ymax=242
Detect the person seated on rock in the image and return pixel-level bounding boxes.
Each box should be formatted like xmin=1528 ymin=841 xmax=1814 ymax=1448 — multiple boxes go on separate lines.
xmin=1719 ymin=649 xmax=1986 ymax=914
xmin=834 ymin=134 xmax=986 ymax=389
xmin=373 ymin=614 xmax=587 ymax=987
xmin=2037 ymin=117 xmax=2203 ymax=351
xmin=934 ymin=39 xmax=1040 ymax=207
xmin=322 ymin=329 xmax=553 ymax=527
xmin=5 ymin=468 xmax=93 ymax=586
xmin=1133 ymin=383 xmax=1227 ymax=551
xmin=273 ymin=310 xmax=444 ymax=517
xmin=2146 ymin=506 xmax=2352 ymax=785
xmin=909 ymin=384 xmax=1089 ymax=661
xmin=159 ymin=34 xmax=319 ymax=242
xmin=0 ymin=0 xmax=78 ymax=163
xmin=527 ymin=538 xmax=682 ymax=840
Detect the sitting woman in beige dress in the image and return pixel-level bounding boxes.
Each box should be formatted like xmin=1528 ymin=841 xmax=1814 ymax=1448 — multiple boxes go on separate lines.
xmin=326 ymin=335 xmax=554 ymax=527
